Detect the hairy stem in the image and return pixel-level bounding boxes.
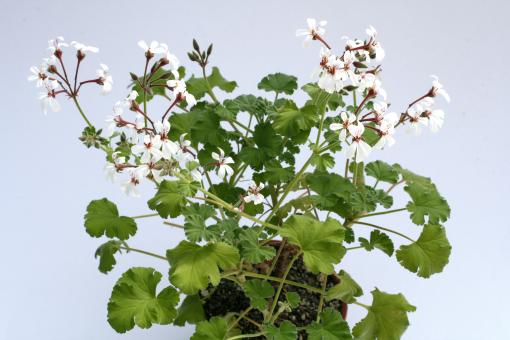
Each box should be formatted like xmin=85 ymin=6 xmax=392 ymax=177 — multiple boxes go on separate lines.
xmin=353 ymin=221 xmax=415 ymax=242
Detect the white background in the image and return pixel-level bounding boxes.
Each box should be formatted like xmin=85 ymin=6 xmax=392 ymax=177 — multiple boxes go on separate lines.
xmin=2 ymin=0 xmax=509 ymax=339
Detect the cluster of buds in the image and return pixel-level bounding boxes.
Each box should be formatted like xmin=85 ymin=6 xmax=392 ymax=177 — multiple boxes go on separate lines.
xmin=28 ymin=37 xmax=113 ymax=114
xmin=297 ymin=19 xmax=450 ymax=163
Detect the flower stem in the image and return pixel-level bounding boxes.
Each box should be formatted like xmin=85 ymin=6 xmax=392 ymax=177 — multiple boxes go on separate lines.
xmin=119 ymin=245 xmax=167 ymax=261
xmin=360 ymin=207 xmax=407 ymax=218
xmin=131 ymin=213 xmax=159 ymax=219
xmin=353 ymin=221 xmax=415 ymax=242
xmin=71 ymin=97 xmax=93 ymax=128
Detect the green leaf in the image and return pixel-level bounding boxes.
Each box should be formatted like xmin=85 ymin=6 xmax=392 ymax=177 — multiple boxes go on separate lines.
xmin=243 ymin=279 xmax=274 ymax=310
xmin=286 ymin=291 xmax=301 ymax=308
xmin=306 ymin=308 xmax=352 ymax=340
xmin=325 ymin=270 xmax=363 ymax=304
xmin=191 ymin=316 xmax=228 ymax=340
xmin=404 ymin=182 xmax=450 ymax=225
xmin=84 ymin=198 xmax=137 ymax=240
xmin=95 ymin=240 xmax=121 ymax=274
xmin=147 ymin=180 xmax=195 ymax=218
xmin=238 ymin=229 xmax=276 ymax=263
xmin=280 ymin=216 xmax=346 ymax=274
xmin=396 ymin=224 xmax=451 ymax=278
xmin=272 ymin=102 xmax=318 ymax=138
xmin=302 ymin=83 xmax=345 ymax=112
xmin=182 ymin=203 xmax=217 ymax=242
xmin=224 ymin=95 xmax=272 ymax=120
xmin=365 ymin=161 xmax=399 ymax=184
xmin=187 ymin=67 xmax=237 ymax=100
xmin=306 ymin=172 xmax=356 ymax=218
xmin=266 ymin=320 xmax=298 ymax=340
xmin=358 ymin=230 xmax=394 ymax=257
xmin=190 ymin=105 xmax=230 ymax=149
xmin=352 ymin=289 xmax=416 ymax=340
xmin=173 ymin=295 xmax=205 ymax=326
xmin=258 ymin=73 xmax=298 ymax=95
xmin=167 ymin=241 xmax=240 ymax=294
xmin=311 ymin=153 xmax=335 ymax=171
xmin=253 ymin=162 xmax=295 ymax=185
xmin=107 ymin=267 xmax=179 ymax=333
xmin=253 ymin=122 xmax=283 ymax=157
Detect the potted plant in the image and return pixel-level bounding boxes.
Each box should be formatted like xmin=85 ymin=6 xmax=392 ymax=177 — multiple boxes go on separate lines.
xmin=28 ymin=18 xmax=451 ymax=339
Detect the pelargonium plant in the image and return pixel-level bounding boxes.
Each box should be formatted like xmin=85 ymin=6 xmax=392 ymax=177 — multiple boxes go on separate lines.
xmin=29 ymin=18 xmax=451 ymax=340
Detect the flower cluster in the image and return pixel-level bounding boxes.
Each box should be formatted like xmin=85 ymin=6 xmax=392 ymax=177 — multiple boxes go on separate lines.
xmin=297 ymin=19 xmax=450 ymax=163
xmin=28 ymin=37 xmax=113 ymax=115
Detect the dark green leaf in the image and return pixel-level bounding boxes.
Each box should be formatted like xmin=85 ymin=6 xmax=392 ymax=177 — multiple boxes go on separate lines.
xmin=174 ymin=295 xmax=205 ymax=326
xmin=84 ymin=198 xmax=137 ymax=240
xmin=358 ymin=230 xmax=394 ymax=257
xmin=187 ymin=67 xmax=237 ymax=100
xmin=306 ymin=308 xmax=352 ymax=339
xmin=147 ymin=180 xmax=196 ymax=218
xmin=95 ymin=240 xmax=121 ymax=274
xmin=365 ymin=161 xmax=399 ymax=184
xmin=325 ymin=270 xmax=363 ymax=303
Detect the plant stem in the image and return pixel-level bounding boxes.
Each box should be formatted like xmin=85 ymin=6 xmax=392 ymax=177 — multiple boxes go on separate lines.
xmin=386 ymin=179 xmax=405 ymax=193
xmin=353 ymin=221 xmax=415 ymax=242
xmin=163 ymin=221 xmax=185 ymax=229
xmin=268 ymin=251 xmax=302 ymax=322
xmin=131 ymin=213 xmax=159 ymax=219
xmin=226 ymin=333 xmax=265 ymax=340
xmin=230 ymin=271 xmax=323 ymax=294
xmin=352 ymin=300 xmax=370 ymax=310
xmin=228 ymin=306 xmax=254 ymax=331
xmin=346 ymin=245 xmax=364 ymax=251
xmin=71 ymin=97 xmax=93 ymax=128
xmin=119 ymin=246 xmax=167 ymax=261
xmin=360 ymin=207 xmax=407 ymax=218
xmin=316 ymin=274 xmax=328 ymax=321
xmin=202 ymin=67 xmax=219 ymax=103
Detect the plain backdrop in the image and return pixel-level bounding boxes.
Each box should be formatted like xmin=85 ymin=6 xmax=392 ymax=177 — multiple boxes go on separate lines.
xmin=2 ymin=0 xmax=509 ymax=339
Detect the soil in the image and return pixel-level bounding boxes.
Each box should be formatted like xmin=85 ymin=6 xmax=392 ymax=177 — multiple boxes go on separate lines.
xmin=201 ymin=241 xmax=346 ymax=339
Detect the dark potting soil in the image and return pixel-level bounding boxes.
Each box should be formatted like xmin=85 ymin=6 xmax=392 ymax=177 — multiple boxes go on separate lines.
xmin=202 ymin=243 xmax=345 ymax=340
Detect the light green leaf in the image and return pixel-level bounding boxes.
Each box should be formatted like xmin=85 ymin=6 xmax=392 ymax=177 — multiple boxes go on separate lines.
xmin=173 ymin=295 xmax=205 ymax=326
xmin=272 ymin=102 xmax=318 ymax=137
xmin=396 ymin=224 xmax=451 ymax=278
xmin=358 ymin=230 xmax=394 ymax=257
xmin=280 ymin=216 xmax=346 ymax=274
xmin=243 ymin=279 xmax=274 ymax=310
xmin=286 ymin=291 xmax=301 ymax=308
xmin=258 ymin=73 xmax=298 ymax=95
xmin=405 ymin=182 xmax=450 ymax=225
xmin=238 ymin=229 xmax=276 ymax=263
xmin=84 ymin=198 xmax=137 ymax=240
xmin=191 ymin=316 xmax=228 ymax=340
xmin=167 ymin=241 xmax=240 ymax=294
xmin=325 ymin=270 xmax=363 ymax=304
xmin=302 ymin=83 xmax=345 ymax=112
xmin=187 ymin=67 xmax=237 ymax=100
xmin=352 ymin=289 xmax=416 ymax=340
xmin=95 ymin=240 xmax=121 ymax=274
xmin=365 ymin=161 xmax=399 ymax=184
xmin=182 ymin=203 xmax=217 ymax=242
xmin=266 ymin=320 xmax=298 ymax=340
xmin=147 ymin=180 xmax=195 ymax=218
xmin=107 ymin=267 xmax=179 ymax=333
xmin=306 ymin=308 xmax=352 ymax=339
xmin=311 ymin=153 xmax=335 ymax=171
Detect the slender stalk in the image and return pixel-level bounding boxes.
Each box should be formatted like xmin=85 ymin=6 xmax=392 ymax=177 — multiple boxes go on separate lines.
xmin=230 ymin=271 xmax=323 ymax=294
xmin=316 ymin=274 xmax=328 ymax=321
xmin=353 ymin=221 xmax=415 ymax=242
xmin=202 ymin=67 xmax=219 ymax=103
xmin=268 ymin=251 xmax=302 ymax=322
xmin=228 ymin=306 xmax=254 ymax=331
xmin=344 ymin=159 xmax=350 ymax=178
xmin=71 ymin=97 xmax=93 ymax=128
xmin=131 ymin=213 xmax=159 ymax=219
xmin=352 ymin=300 xmax=370 ymax=310
xmin=346 ymin=245 xmax=364 ymax=251
xmin=119 ymin=246 xmax=167 ymax=261
xmin=386 ymin=179 xmax=405 ymax=193
xmin=163 ymin=221 xmax=185 ymax=229
xmin=360 ymin=207 xmax=407 ymax=218
xmin=226 ymin=333 xmax=265 ymax=340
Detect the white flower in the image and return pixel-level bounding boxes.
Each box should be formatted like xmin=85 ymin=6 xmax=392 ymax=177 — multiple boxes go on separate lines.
xmin=113 ymin=91 xmax=138 ymax=115
xmin=337 ymin=51 xmax=358 ymax=83
xmin=136 ymin=158 xmax=163 ymax=183
xmin=174 ymin=134 xmax=196 ymax=163
xmin=191 ymin=169 xmax=202 ymax=182
xmin=330 ymin=111 xmax=356 ymax=141
xmin=103 ymin=152 xmax=125 ymax=182
xmin=371 ymin=41 xmax=385 ymax=62
xmin=366 ymin=25 xmax=378 ymax=39
xmin=38 ymin=80 xmax=60 ymax=114
xmin=121 ymin=169 xmax=142 ymax=197
xmin=166 ymin=79 xmax=196 ymax=107
xmin=164 ymin=52 xmax=180 ymax=78
xmin=131 ymin=134 xmax=163 ymax=163
xmin=28 ymin=64 xmax=47 ymax=87
xmin=48 ymin=36 xmax=68 ymax=53
xmin=137 ymin=40 xmax=168 ymax=55
xmin=317 ymin=54 xmax=344 ymax=93
xmin=212 ymin=148 xmax=234 ymax=179
xmin=105 ymin=114 xmax=121 ymax=137
xmin=425 ymin=109 xmax=445 ymax=132
xmin=97 ymin=63 xmax=113 ymax=94
xmin=407 ymin=105 xmax=428 ymax=135
xmin=358 ymin=76 xmax=386 ymax=100
xmin=374 ymin=119 xmax=396 ymax=150
xmin=70 ymin=41 xmax=99 ymax=53
xmin=296 ymin=18 xmax=327 ymax=46
xmin=155 ymin=120 xmax=179 ymax=159
xmin=346 ymin=123 xmax=371 ymax=163
xmin=244 ymin=181 xmax=265 ymax=205
xmin=430 ymin=75 xmax=450 ymax=102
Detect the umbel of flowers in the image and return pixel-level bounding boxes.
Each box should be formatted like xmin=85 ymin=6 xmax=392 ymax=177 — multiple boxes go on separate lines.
xmin=29 ymin=19 xmax=451 ymax=339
